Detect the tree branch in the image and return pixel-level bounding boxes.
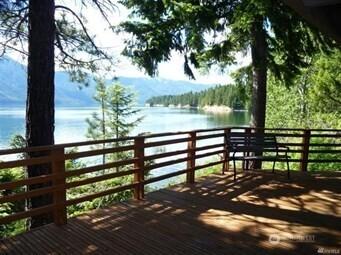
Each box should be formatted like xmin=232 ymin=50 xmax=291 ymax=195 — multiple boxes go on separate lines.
xmin=0 ymin=42 xmax=28 ymax=56
xmin=55 ymin=5 xmax=108 ymax=59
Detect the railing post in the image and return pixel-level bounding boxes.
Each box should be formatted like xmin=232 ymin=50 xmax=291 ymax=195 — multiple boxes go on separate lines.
xmin=186 ymin=132 xmax=196 ymax=184
xmin=300 ymin=129 xmax=311 ymax=172
xmin=51 ymin=147 xmax=67 ymax=226
xmin=222 ymin=128 xmax=231 ymax=174
xmin=134 ymin=137 xmax=145 ymax=200
xmin=244 ymin=127 xmax=252 ymax=170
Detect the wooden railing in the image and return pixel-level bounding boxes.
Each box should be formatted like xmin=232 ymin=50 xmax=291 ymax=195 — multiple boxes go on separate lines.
xmin=0 ymin=127 xmax=340 ymax=228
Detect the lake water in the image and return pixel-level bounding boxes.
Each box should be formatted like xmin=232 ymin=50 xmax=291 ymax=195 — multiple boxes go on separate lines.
xmin=0 ymin=107 xmax=250 ymax=188
xmin=0 ymin=107 xmax=250 ymax=149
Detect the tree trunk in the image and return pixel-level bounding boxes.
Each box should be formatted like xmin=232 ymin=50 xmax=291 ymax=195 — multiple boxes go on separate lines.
xmin=250 ymin=16 xmax=267 ymax=169
xmin=101 ymin=96 xmax=106 ymax=165
xmin=250 ymin=16 xmax=267 ymax=129
xmin=26 ymin=0 xmax=55 ymax=229
xmin=115 ymin=100 xmax=119 ymax=172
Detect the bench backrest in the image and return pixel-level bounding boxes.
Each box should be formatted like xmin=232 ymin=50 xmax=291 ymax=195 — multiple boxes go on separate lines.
xmin=225 ymin=132 xmax=278 ymax=152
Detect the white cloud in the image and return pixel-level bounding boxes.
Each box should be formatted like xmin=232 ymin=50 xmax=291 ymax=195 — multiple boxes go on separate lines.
xmin=7 ymin=2 xmax=251 ymax=85
xmin=81 ymin=3 xmax=252 ymax=85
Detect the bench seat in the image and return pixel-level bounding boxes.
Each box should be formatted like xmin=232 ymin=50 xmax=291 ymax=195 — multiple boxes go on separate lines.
xmin=235 ymin=155 xmax=290 ymax=160
xmin=225 ymin=132 xmax=291 ymax=180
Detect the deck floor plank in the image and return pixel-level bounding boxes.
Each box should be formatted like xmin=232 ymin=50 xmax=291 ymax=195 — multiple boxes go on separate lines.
xmin=1 ymin=171 xmax=340 ymax=255
xmin=38 ymin=227 xmax=78 ymax=255
xmin=116 ymin=203 xmax=224 ymax=254
xmin=83 ymin=203 xmax=209 ymax=255
xmin=74 ymin=214 xmax=171 ymax=255
xmin=117 ymin=203 xmax=235 ymax=254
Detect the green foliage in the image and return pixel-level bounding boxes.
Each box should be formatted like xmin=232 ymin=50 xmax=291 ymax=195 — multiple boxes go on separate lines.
xmin=266 ymin=50 xmax=341 ymax=129
xmin=147 ymin=84 xmax=247 ymax=110
xmin=119 ymin=0 xmax=335 ymax=129
xmin=9 ymin=134 xmax=26 ymax=149
xmin=308 ymin=137 xmax=341 ymax=171
xmin=309 ymin=49 xmax=341 ymax=113
xmin=86 ymin=79 xmax=143 ymax=142
xmin=266 ymin=76 xmax=340 ymax=129
xmin=66 ymin=175 xmax=133 ymax=217
xmin=0 ymin=135 xmax=26 ymax=238
xmin=86 ymin=79 xmax=143 ymax=165
xmin=119 ymin=0 xmax=334 ymax=81
xmin=0 ymin=167 xmax=26 ymax=238
xmin=77 ymin=79 xmax=144 ymax=213
xmin=266 ymin=50 xmax=341 ymax=171
xmin=1 ymin=81 xmax=146 ymax=237
xmin=231 ymin=65 xmax=252 ymax=110
xmin=195 ymin=159 xmax=222 ymax=179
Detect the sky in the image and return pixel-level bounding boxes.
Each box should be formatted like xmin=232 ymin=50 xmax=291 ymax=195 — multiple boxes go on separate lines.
xmin=6 ymin=2 xmax=250 ymax=85
xmin=79 ymin=2 xmax=251 ymax=85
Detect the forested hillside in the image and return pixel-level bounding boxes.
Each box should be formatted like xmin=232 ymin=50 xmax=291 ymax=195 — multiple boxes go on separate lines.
xmin=146 ymin=84 xmax=248 ymax=110
xmin=0 ymin=57 xmax=212 ymax=106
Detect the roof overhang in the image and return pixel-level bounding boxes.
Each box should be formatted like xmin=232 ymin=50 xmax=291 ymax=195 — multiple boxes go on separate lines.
xmin=283 ymin=0 xmax=341 ymax=44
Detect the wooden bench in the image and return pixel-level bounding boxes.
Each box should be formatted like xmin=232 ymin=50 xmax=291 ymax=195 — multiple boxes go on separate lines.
xmin=225 ymin=132 xmax=290 ymax=180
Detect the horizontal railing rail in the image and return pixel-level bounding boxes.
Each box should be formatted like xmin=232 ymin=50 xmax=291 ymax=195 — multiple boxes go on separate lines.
xmin=0 ymin=126 xmax=340 ymax=228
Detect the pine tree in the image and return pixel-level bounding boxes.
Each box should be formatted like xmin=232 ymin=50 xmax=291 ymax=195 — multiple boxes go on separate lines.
xmin=107 ymin=84 xmax=143 ymax=140
xmin=119 ymin=0 xmax=335 ymax=128
xmin=86 ymin=78 xmax=107 ymax=164
xmin=0 ymin=0 xmax=117 ymax=228
xmin=86 ymin=81 xmax=143 ymax=167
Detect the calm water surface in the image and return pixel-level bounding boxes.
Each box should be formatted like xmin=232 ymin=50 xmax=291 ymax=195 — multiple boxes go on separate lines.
xmin=0 ymin=107 xmax=250 ymax=148
xmin=0 ymin=107 xmax=250 ymax=188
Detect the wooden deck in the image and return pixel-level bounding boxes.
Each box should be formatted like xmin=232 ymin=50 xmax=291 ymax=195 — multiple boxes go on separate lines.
xmin=1 ymin=171 xmax=340 ymax=255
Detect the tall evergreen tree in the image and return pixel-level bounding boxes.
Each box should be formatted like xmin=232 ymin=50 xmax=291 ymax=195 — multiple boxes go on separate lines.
xmin=107 ymin=84 xmax=143 ymax=140
xmin=86 ymin=82 xmax=143 ymax=167
xmin=0 ymin=0 xmax=117 ymax=228
xmin=86 ymin=78 xmax=108 ymax=164
xmin=26 ymin=0 xmax=56 ymax=229
xmin=119 ymin=0 xmax=335 ymax=128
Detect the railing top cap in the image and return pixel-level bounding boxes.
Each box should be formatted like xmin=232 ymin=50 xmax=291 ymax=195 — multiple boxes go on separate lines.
xmin=0 ymin=126 xmax=339 ymax=155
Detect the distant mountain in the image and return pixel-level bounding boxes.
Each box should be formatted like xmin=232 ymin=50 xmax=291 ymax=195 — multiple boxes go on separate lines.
xmin=0 ymin=57 xmax=213 ymax=107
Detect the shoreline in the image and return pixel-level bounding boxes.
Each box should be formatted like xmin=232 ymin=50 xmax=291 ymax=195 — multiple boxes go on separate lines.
xmin=200 ymin=105 xmax=232 ymax=114
xmin=146 ymin=104 xmax=246 ymax=114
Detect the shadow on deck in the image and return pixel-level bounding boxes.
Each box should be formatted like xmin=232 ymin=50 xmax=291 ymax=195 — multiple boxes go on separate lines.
xmin=1 ymin=171 xmax=340 ymax=255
